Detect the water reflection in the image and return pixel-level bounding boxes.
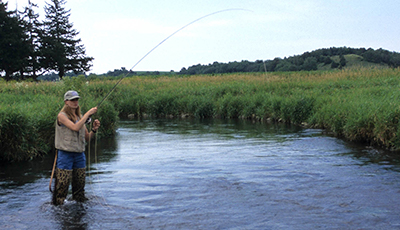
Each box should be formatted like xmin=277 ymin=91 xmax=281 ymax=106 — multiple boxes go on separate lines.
xmin=342 ymin=144 xmax=400 ymax=172
xmin=1 ymin=118 xmax=400 ymax=229
xmin=0 ymin=133 xmax=119 ymax=189
xmin=122 ymin=118 xmax=306 ymax=140
xmin=53 ymin=203 xmax=88 ymax=230
xmin=0 ymin=155 xmax=54 ymax=188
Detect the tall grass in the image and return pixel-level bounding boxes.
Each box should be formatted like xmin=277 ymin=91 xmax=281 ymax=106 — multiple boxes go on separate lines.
xmin=1 ymin=67 xmax=400 ymax=161
xmin=0 ymin=78 xmax=118 ymax=161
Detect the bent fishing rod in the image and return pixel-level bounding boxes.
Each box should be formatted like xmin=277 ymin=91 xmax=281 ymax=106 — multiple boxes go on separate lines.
xmin=95 ymin=8 xmax=251 ymax=108
xmin=50 ymin=8 xmax=250 ymax=194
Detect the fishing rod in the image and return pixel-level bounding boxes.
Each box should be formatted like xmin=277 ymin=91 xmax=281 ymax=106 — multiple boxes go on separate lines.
xmin=95 ymin=8 xmax=251 ymax=108
xmin=51 ymin=8 xmax=251 ymax=203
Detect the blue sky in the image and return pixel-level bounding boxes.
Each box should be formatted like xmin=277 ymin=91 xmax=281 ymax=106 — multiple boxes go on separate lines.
xmin=6 ymin=0 xmax=400 ymax=74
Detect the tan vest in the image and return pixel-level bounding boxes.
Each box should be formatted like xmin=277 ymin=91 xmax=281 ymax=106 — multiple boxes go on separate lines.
xmin=55 ymin=112 xmax=86 ymax=152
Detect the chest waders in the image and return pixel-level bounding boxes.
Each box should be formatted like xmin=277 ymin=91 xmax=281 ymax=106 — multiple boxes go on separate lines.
xmin=52 ymin=168 xmax=72 ymax=205
xmin=72 ymin=168 xmax=87 ymax=202
xmin=50 ymin=151 xmax=88 ymax=205
xmin=52 ymin=166 xmax=87 ymax=205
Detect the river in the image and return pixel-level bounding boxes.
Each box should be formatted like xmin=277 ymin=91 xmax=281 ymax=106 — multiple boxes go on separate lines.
xmin=1 ymin=118 xmax=400 ymax=229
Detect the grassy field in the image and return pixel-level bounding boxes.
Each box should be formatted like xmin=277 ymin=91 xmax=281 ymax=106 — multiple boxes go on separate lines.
xmin=1 ymin=67 xmax=400 ymax=161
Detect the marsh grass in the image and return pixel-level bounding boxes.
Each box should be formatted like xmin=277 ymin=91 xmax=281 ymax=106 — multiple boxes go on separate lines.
xmin=1 ymin=67 xmax=400 ymax=161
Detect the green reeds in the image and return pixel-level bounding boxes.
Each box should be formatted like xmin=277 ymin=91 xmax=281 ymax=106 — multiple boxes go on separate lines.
xmin=1 ymin=67 xmax=400 ymax=161
xmin=0 ymin=79 xmax=118 ymax=161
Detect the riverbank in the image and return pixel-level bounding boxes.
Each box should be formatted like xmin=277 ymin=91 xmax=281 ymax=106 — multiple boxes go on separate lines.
xmin=1 ymin=67 xmax=400 ymax=161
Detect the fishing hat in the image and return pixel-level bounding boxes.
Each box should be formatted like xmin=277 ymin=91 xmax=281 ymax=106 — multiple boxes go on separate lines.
xmin=64 ymin=90 xmax=80 ymax=101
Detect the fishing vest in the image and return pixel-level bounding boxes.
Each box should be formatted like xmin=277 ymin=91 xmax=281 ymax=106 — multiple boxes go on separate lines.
xmin=55 ymin=112 xmax=86 ymax=153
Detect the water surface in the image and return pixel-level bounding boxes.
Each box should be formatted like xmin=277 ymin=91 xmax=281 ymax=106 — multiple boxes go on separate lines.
xmin=1 ymin=119 xmax=400 ymax=229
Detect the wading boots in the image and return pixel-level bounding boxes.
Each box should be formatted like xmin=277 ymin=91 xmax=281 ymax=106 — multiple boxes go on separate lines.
xmin=52 ymin=168 xmax=72 ymax=205
xmin=72 ymin=168 xmax=87 ymax=202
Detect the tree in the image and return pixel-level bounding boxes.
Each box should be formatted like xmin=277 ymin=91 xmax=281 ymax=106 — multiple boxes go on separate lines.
xmin=0 ymin=2 xmax=29 ymax=80
xmin=275 ymin=59 xmax=298 ymax=72
xmin=20 ymin=0 xmax=43 ymax=80
xmin=331 ymin=61 xmax=339 ymax=69
xmin=323 ymin=56 xmax=332 ymax=65
xmin=302 ymin=57 xmax=318 ymax=71
xmin=339 ymin=55 xmax=347 ymax=68
xmin=389 ymin=53 xmax=400 ymax=68
xmin=40 ymin=0 xmax=93 ymax=79
xmin=362 ymin=48 xmax=381 ymax=63
xmin=266 ymin=58 xmax=281 ymax=72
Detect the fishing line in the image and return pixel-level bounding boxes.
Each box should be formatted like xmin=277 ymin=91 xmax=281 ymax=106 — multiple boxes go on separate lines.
xmin=87 ymin=125 xmax=115 ymax=211
xmin=88 ymin=8 xmax=251 ymax=209
xmin=96 ymin=8 xmax=252 ymax=108
xmin=49 ymin=8 xmax=251 ymax=204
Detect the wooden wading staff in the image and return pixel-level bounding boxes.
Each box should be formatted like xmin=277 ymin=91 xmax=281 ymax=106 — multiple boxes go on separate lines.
xmin=49 ymin=150 xmax=58 ymax=193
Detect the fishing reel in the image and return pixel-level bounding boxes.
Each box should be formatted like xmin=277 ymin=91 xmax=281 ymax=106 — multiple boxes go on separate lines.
xmin=85 ymin=117 xmax=92 ymax=124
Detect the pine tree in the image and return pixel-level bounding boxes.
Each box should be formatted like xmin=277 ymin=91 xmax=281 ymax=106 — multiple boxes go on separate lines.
xmin=20 ymin=0 xmax=43 ymax=80
xmin=0 ymin=2 xmax=29 ymax=80
xmin=40 ymin=0 xmax=93 ymax=79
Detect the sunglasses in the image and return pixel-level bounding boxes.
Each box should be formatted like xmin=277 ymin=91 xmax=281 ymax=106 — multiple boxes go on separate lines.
xmin=69 ymin=98 xmax=79 ymax=102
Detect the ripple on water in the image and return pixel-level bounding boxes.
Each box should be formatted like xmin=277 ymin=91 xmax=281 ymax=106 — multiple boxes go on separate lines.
xmin=2 ymin=119 xmax=400 ymax=229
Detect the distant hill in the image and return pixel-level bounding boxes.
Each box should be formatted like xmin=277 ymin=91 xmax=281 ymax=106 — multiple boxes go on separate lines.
xmin=179 ymin=47 xmax=400 ymax=75
xmin=40 ymin=47 xmax=400 ymax=80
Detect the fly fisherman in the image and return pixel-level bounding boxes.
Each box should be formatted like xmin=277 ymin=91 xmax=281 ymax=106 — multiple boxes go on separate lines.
xmin=53 ymin=90 xmax=100 ymax=205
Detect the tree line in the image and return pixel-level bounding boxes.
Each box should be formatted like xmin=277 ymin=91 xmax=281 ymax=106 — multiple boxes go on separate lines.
xmin=45 ymin=46 xmax=400 ymax=81
xmin=0 ymin=0 xmax=92 ymax=81
xmin=38 ymin=67 xmax=175 ymax=81
xmin=179 ymin=47 xmax=400 ymax=75
xmin=2 ymin=0 xmax=400 ymax=81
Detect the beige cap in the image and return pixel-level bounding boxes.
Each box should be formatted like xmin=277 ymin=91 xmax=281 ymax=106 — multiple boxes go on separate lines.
xmin=64 ymin=90 xmax=80 ymax=101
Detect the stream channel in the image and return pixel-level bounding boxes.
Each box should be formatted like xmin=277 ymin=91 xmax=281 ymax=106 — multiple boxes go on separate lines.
xmin=1 ymin=118 xmax=400 ymax=229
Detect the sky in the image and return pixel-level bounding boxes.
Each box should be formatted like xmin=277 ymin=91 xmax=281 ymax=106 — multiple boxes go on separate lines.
xmin=5 ymin=0 xmax=400 ymax=74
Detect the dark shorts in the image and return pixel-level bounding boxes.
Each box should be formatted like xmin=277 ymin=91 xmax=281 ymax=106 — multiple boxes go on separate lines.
xmin=57 ymin=150 xmax=86 ymax=170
